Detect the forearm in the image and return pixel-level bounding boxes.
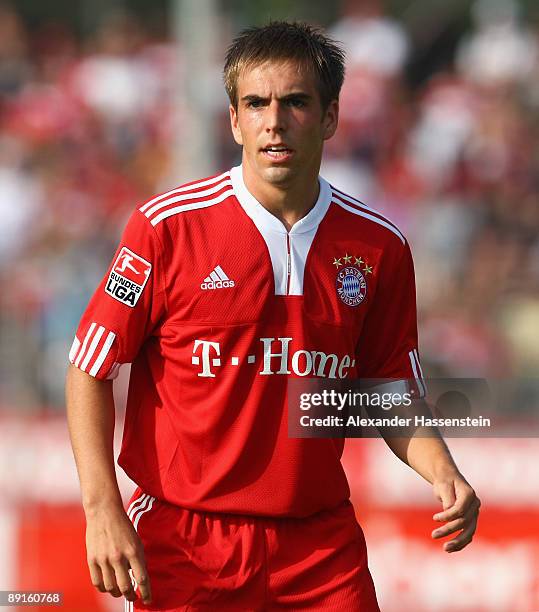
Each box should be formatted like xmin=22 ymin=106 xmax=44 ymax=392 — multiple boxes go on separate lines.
xmin=65 ymin=363 xmax=124 ymax=515
xmin=367 ymin=398 xmax=460 ymax=483
xmin=66 ymin=364 xmax=152 ymax=602
xmin=383 ymin=433 xmax=460 ymax=484
xmin=376 ymin=401 xmax=479 ymax=552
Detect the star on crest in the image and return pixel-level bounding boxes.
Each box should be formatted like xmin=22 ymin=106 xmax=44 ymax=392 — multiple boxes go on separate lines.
xmin=355 ymin=256 xmax=364 ymax=266
xmin=343 ymin=253 xmax=352 ymax=264
xmin=333 ymin=258 xmax=342 ymax=268
xmin=363 ymin=265 xmax=373 ymax=274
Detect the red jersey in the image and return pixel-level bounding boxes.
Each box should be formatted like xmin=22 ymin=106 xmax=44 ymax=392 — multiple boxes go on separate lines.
xmin=69 ymin=166 xmax=425 ymax=517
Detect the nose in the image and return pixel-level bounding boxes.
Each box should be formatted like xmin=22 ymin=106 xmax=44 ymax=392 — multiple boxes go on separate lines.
xmin=265 ymin=99 xmax=286 ymax=134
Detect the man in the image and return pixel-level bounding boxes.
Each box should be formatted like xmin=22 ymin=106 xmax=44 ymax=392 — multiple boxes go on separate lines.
xmin=66 ymin=21 xmax=480 ymax=611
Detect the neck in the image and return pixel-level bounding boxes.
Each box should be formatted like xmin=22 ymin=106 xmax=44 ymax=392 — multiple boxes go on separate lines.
xmin=241 ymin=162 xmax=320 ymax=232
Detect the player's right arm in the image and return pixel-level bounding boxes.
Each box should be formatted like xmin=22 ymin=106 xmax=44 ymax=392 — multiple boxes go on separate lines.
xmin=66 ymin=364 xmax=152 ymax=604
xmin=65 ymin=208 xmax=166 ymax=603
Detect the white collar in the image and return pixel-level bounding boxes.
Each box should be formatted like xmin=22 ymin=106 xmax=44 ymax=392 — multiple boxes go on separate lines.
xmin=230 ymin=164 xmax=332 ymax=235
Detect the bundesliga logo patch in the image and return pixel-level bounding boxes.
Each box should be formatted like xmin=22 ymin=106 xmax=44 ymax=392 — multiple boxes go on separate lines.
xmin=105 ymin=247 xmax=152 ymax=307
xmin=333 ymin=254 xmax=372 ymax=307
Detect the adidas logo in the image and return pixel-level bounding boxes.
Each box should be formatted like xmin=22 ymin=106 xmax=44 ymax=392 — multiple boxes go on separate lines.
xmin=201 ymin=265 xmax=235 ymax=290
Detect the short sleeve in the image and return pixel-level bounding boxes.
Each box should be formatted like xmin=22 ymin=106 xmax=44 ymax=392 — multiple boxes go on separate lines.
xmin=68 ymin=210 xmax=167 ymax=379
xmin=356 ymin=239 xmax=426 ymax=397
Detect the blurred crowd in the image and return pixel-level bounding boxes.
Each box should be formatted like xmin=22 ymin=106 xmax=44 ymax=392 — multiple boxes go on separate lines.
xmin=0 ymin=0 xmax=538 ymax=409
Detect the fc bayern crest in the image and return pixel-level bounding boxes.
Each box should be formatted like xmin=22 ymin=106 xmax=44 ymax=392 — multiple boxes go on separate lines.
xmin=336 ymin=266 xmax=367 ymax=307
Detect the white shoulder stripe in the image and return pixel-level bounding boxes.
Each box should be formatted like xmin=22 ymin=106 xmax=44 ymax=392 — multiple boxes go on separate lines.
xmin=74 ymin=322 xmax=96 ymax=367
xmin=332 ymin=189 xmax=404 ymax=240
xmin=413 ymin=349 xmax=425 ymax=379
xmin=80 ymin=325 xmax=105 ymax=372
xmin=89 ymin=331 xmax=116 ymax=377
xmin=332 ymin=199 xmax=405 ymax=244
xmin=332 ymin=187 xmax=378 ymax=213
xmin=68 ymin=336 xmax=81 ymax=362
xmin=143 ymin=178 xmax=232 ymax=218
xmin=409 ymin=350 xmax=427 ymax=398
xmin=151 ymin=188 xmax=234 ymax=226
xmin=139 ymin=171 xmax=230 ymax=213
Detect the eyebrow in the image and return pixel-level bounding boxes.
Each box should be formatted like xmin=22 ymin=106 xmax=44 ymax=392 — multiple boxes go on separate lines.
xmin=241 ymin=93 xmax=312 ymax=103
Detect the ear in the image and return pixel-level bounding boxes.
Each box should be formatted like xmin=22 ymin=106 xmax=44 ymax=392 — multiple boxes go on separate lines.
xmin=322 ymin=99 xmax=339 ymax=141
xmin=229 ymin=104 xmax=243 ymax=146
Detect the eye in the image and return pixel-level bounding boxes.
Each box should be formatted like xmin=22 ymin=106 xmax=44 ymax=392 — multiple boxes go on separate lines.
xmin=246 ymin=99 xmax=263 ymax=108
xmin=286 ymin=98 xmax=306 ymax=108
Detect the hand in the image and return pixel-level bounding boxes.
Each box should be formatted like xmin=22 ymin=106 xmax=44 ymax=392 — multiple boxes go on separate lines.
xmin=431 ymin=472 xmax=480 ymax=553
xmin=85 ymin=504 xmax=152 ymax=604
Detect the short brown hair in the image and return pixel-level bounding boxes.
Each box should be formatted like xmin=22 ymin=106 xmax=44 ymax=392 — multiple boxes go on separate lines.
xmin=223 ymin=21 xmax=345 ymax=111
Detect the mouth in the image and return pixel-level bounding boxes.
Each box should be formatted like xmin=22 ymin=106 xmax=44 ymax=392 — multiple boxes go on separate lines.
xmin=260 ymin=145 xmax=294 ymax=162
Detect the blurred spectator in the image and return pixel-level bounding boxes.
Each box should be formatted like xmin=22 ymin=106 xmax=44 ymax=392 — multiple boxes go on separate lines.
xmin=70 ymin=12 xmax=158 ymax=125
xmin=456 ymin=0 xmax=538 ymax=88
xmin=328 ymin=0 xmax=409 ymax=158
xmin=0 ymin=136 xmax=42 ymax=263
xmin=406 ymin=75 xmax=478 ymax=190
xmin=330 ymin=0 xmax=409 ymax=78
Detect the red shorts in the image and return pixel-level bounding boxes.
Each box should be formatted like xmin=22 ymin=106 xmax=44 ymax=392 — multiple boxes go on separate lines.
xmin=125 ymin=490 xmax=379 ymax=611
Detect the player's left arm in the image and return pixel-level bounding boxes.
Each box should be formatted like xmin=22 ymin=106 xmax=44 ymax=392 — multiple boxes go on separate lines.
xmin=356 ymin=237 xmax=479 ymax=552
xmin=381 ymin=433 xmax=480 ymax=552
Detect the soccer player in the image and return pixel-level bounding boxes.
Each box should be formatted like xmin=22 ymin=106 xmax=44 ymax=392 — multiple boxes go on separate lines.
xmin=66 ymin=21 xmax=480 ymax=610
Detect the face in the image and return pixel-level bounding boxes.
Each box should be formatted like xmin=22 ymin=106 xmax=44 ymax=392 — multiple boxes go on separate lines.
xmin=229 ymin=60 xmax=339 ymax=189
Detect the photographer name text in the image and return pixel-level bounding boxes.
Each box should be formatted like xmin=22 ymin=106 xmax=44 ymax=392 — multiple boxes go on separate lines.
xmin=299 ymin=414 xmax=492 ymax=428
